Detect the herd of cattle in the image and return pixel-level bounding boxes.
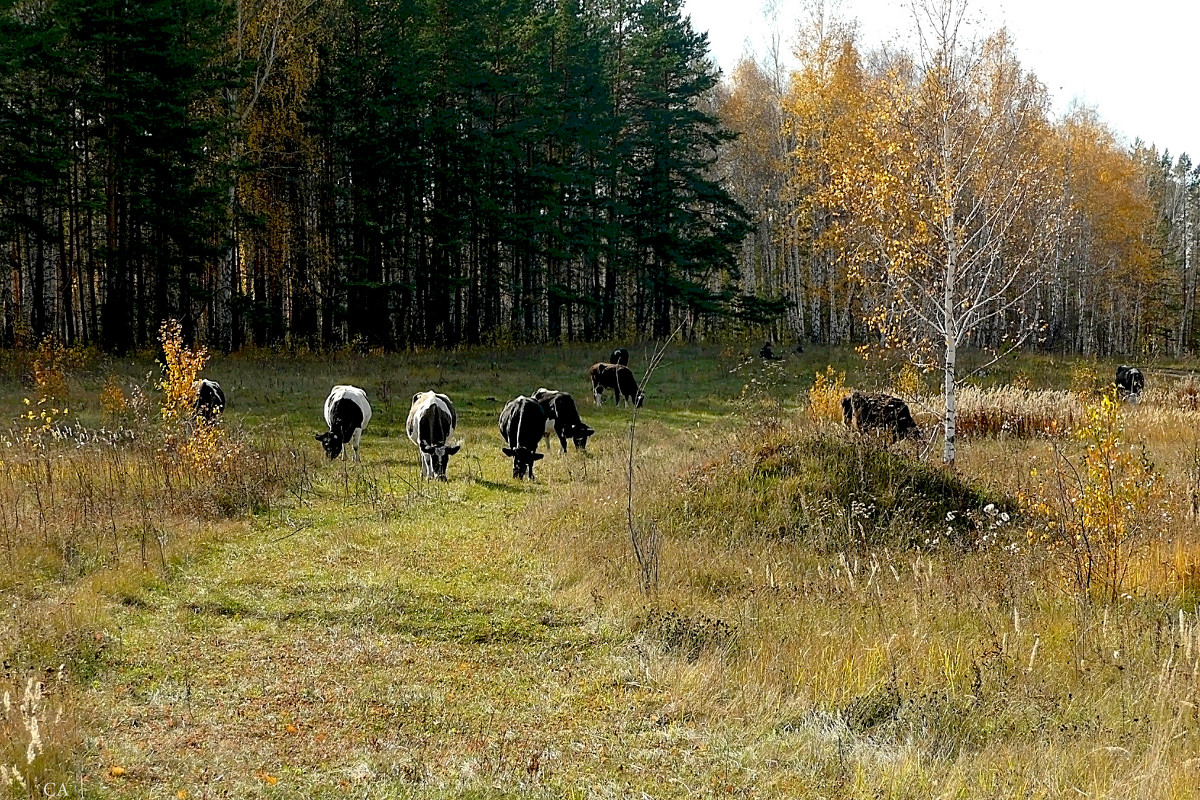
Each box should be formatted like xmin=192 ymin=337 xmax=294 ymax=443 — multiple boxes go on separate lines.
xmin=188 ymin=356 xmax=1148 ymax=479
xmin=308 ymin=347 xmax=646 ymax=479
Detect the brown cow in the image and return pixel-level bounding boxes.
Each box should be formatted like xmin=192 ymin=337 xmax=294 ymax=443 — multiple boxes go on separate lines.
xmin=841 ymin=392 xmax=920 ymax=442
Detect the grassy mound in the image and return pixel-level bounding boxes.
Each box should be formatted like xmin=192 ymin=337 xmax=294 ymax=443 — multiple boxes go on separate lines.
xmin=683 ymin=424 xmax=1014 ymax=551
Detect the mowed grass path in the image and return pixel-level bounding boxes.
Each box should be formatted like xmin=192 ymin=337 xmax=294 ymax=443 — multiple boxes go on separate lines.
xmin=81 ymin=343 xmax=806 ymax=799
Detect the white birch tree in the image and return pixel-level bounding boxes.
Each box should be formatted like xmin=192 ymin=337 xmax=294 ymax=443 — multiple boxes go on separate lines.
xmin=842 ymin=0 xmax=1059 ymax=465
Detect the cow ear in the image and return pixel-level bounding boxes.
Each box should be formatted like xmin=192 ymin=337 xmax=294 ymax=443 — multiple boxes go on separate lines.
xmin=314 ymin=433 xmax=323 ymax=441
xmin=502 ymin=447 xmax=516 ymax=457
xmin=532 ymin=452 xmax=544 ymax=461
xmin=583 ymin=427 xmax=596 ymax=437
xmin=413 ymin=394 xmax=420 ymax=405
xmin=444 ymin=444 xmax=461 ymax=456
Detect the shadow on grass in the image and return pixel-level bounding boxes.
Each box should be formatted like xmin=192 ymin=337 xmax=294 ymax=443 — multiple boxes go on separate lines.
xmin=471 ymin=478 xmax=530 ymax=494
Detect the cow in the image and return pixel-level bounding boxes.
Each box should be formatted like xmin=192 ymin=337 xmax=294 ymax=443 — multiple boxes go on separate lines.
xmin=759 ymin=341 xmax=781 ymax=360
xmin=1115 ymin=365 xmax=1145 ymax=399
xmin=531 ymin=388 xmax=595 ymax=453
xmin=192 ymin=378 xmax=226 ymax=420
xmin=841 ymin=392 xmax=920 ymax=442
xmin=316 ymin=385 xmax=371 ymax=461
xmin=406 ymin=391 xmax=462 ymax=480
xmin=499 ymin=396 xmax=547 ymax=480
xmin=589 ymin=362 xmax=643 ymax=407
xmin=609 ymin=348 xmax=630 ymax=366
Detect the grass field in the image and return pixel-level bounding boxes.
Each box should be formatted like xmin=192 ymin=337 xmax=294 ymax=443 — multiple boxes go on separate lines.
xmin=3 ymin=341 xmax=1200 ymax=798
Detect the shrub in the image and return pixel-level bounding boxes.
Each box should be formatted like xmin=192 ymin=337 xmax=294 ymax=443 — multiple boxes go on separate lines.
xmin=157 ymin=319 xmax=206 ymax=424
xmin=808 ymin=366 xmax=848 ymax=425
xmin=1028 ymin=394 xmax=1166 ymax=602
xmin=99 ymin=375 xmax=129 ymax=417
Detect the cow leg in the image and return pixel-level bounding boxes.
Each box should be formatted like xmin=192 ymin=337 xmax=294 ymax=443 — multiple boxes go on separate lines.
xmin=558 ymin=433 xmax=568 ymax=454
xmin=352 ymin=429 xmax=362 ymax=462
xmin=593 ymin=387 xmax=603 ymax=407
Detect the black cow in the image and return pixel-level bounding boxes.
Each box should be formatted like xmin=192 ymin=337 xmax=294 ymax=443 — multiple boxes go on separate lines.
xmin=589 ymin=362 xmax=643 ymax=407
xmin=841 ymin=392 xmax=920 ymax=442
xmin=192 ymin=378 xmax=226 ymax=420
xmin=499 ymin=396 xmax=547 ymax=479
xmin=316 ymin=385 xmax=371 ymax=461
xmin=1115 ymin=365 xmax=1145 ymax=398
xmin=759 ymin=341 xmax=781 ymax=360
xmin=532 ymin=388 xmax=595 ymax=453
xmin=406 ymin=391 xmax=462 ymax=480
xmin=609 ymin=348 xmax=630 ymax=366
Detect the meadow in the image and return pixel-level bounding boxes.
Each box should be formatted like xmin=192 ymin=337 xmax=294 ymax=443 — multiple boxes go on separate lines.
xmin=2 ymin=340 xmax=1200 ymax=799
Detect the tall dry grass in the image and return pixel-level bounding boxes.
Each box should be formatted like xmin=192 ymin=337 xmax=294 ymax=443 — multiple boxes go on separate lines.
xmin=527 ymin=382 xmax=1200 ymax=797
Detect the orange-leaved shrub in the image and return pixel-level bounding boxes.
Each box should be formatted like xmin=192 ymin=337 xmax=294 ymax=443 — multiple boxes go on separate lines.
xmin=808 ymin=366 xmax=847 ymax=424
xmin=1028 ymin=393 xmax=1165 ymax=602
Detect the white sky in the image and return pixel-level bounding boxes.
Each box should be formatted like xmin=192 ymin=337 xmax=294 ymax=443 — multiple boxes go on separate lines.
xmin=684 ymin=0 xmax=1200 ymax=163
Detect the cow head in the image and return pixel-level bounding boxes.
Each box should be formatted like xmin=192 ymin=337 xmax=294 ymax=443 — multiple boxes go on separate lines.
xmin=502 ymin=446 xmax=544 ymax=479
xmin=315 ymin=431 xmax=342 ymax=459
xmin=420 ymin=441 xmax=462 ymax=480
xmin=841 ymin=396 xmax=854 ymax=427
xmin=569 ymin=424 xmax=596 ymax=451
xmin=896 ymin=415 xmax=922 ymax=441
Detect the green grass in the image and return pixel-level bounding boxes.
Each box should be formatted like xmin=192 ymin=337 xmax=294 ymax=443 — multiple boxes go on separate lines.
xmin=3 ymin=342 xmax=1200 ymax=798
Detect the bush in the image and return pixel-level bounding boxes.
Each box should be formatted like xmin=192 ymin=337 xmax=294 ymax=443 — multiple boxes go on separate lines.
xmin=1027 ymin=394 xmax=1166 ymax=602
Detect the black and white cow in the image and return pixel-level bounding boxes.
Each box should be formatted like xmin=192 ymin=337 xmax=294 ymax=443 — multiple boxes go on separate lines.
xmin=499 ymin=396 xmax=547 ymax=479
xmin=589 ymin=362 xmax=643 ymax=407
xmin=192 ymin=378 xmax=226 ymax=420
xmin=1115 ymin=365 xmax=1145 ymax=399
xmin=531 ymin=388 xmax=595 ymax=453
xmin=406 ymin=391 xmax=461 ymax=480
xmin=609 ymin=348 xmax=630 ymax=366
xmin=841 ymin=392 xmax=920 ymax=442
xmin=316 ymin=385 xmax=371 ymax=461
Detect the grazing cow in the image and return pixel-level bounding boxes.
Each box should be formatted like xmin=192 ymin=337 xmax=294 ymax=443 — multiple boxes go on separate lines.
xmin=192 ymin=378 xmax=226 ymax=420
xmin=499 ymin=396 xmax=546 ymax=479
xmin=1115 ymin=365 xmax=1145 ymax=398
xmin=406 ymin=391 xmax=461 ymax=480
xmin=532 ymin=388 xmax=595 ymax=453
xmin=316 ymin=385 xmax=371 ymax=461
xmin=609 ymin=348 xmax=630 ymax=366
xmin=759 ymin=341 xmax=781 ymax=360
xmin=589 ymin=362 xmax=643 ymax=407
xmin=841 ymin=392 xmax=920 ymax=442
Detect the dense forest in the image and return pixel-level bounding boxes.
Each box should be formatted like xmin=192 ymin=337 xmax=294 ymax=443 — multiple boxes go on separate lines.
xmin=1 ymin=0 xmax=1196 ymax=354
xmin=0 ymin=0 xmax=755 ymax=350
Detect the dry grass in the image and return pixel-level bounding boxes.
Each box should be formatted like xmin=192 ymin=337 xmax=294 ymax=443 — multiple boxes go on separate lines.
xmin=5 ymin=343 xmax=1200 ymax=798
xmin=530 ymin=370 xmax=1200 ymax=798
xmin=920 ymin=385 xmax=1085 ymax=438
